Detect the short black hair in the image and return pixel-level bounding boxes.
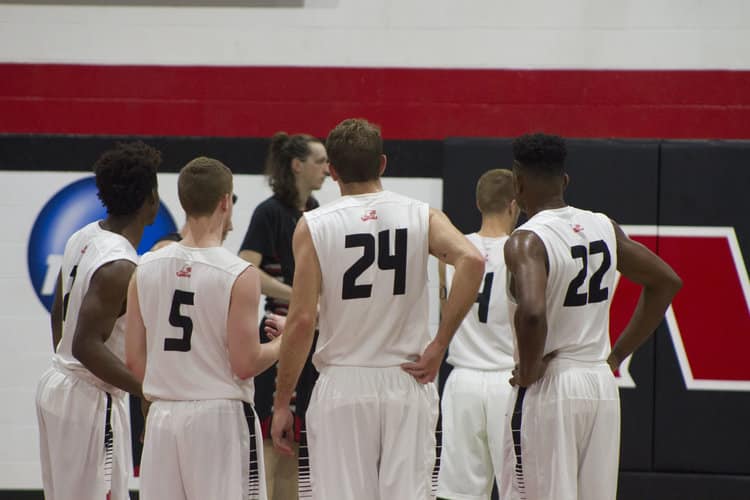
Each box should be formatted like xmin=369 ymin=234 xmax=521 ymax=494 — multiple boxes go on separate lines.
xmin=512 ymin=133 xmax=567 ymax=176
xmin=93 ymin=141 xmax=161 ymax=216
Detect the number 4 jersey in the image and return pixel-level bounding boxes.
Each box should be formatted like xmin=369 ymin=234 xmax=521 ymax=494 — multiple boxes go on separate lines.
xmin=304 ymin=190 xmax=430 ymax=370
xmin=445 ymin=234 xmax=515 ymax=371
xmin=136 ymin=244 xmax=253 ymax=402
xmin=510 ymin=206 xmax=618 ymax=363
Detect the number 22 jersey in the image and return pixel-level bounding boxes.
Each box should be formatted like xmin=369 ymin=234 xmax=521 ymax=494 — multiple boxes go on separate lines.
xmin=136 ymin=243 xmax=252 ymax=402
xmin=304 ymin=190 xmax=430 ymax=370
xmin=509 ymin=206 xmax=618 ymax=363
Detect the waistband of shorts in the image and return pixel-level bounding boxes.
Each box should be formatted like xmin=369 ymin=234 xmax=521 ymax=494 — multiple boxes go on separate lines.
xmin=52 ymin=357 xmax=125 ymax=398
xmin=543 ymin=357 xmax=611 ymax=377
xmin=318 ymin=365 xmax=408 ymax=376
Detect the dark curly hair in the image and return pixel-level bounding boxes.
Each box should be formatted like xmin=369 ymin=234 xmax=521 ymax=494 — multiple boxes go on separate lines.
xmin=266 ymin=132 xmax=321 ymax=209
xmin=512 ymin=133 xmax=567 ymax=176
xmin=93 ymin=141 xmax=161 ymax=216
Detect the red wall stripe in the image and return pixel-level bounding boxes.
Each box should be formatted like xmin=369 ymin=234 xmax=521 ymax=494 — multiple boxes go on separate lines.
xmin=1 ymin=64 xmax=749 ymax=139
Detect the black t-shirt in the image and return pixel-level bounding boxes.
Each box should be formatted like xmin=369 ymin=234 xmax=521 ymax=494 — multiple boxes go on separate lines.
xmin=240 ymin=195 xmax=319 ymax=314
xmin=239 ymin=195 xmax=319 ymax=435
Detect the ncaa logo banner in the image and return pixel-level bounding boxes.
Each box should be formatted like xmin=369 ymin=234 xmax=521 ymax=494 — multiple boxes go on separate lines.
xmin=27 ymin=176 xmax=177 ymax=312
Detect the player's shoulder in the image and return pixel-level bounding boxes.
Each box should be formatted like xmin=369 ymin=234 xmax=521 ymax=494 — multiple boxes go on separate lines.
xmin=87 ymin=226 xmax=137 ymax=261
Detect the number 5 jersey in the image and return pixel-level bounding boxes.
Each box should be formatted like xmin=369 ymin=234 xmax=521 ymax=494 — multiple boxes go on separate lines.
xmin=136 ymin=244 xmax=253 ymax=402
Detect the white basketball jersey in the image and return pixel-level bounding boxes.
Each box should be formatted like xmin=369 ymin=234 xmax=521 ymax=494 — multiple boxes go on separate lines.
xmin=54 ymin=221 xmax=138 ymax=391
xmin=305 ymin=190 xmax=431 ymax=369
xmin=137 ymin=243 xmax=253 ymax=402
xmin=445 ymin=233 xmax=515 ymax=371
xmin=509 ymin=206 xmax=618 ymax=362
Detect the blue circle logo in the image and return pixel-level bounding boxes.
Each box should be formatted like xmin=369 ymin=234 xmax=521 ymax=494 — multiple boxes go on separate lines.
xmin=28 ymin=176 xmax=178 ymax=312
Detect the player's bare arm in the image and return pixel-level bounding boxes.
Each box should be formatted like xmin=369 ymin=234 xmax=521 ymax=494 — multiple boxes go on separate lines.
xmin=272 ymin=218 xmax=320 ymax=455
xmin=227 ymin=265 xmax=281 ymax=378
xmin=71 ymin=259 xmax=144 ymax=397
xmin=607 ymin=221 xmax=682 ymax=371
xmin=125 ymin=273 xmax=147 ymax=382
xmin=505 ymin=230 xmax=551 ymax=387
xmin=50 ymin=271 xmax=63 ymax=351
xmin=437 ymin=260 xmax=448 ymax=318
xmin=239 ymin=249 xmax=293 ymax=302
xmin=402 ymin=208 xmax=484 ymax=384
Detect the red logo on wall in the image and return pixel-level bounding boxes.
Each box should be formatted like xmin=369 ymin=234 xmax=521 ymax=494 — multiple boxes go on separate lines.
xmin=612 ymin=226 xmax=750 ymax=391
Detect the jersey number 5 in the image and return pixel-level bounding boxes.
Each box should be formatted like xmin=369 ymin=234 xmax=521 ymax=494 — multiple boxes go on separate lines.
xmin=342 ymin=228 xmax=408 ymax=299
xmin=564 ymin=240 xmax=612 ymax=307
xmin=165 ymin=289 xmax=195 ymax=351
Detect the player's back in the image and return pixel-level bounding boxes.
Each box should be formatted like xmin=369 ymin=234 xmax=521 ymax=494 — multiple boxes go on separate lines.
xmin=136 ymin=243 xmax=252 ymax=402
xmin=446 ymin=233 xmax=515 ymax=371
xmin=513 ymin=206 xmax=617 ymax=362
xmin=54 ymin=221 xmax=137 ymax=390
xmin=305 ymin=190 xmax=430 ymax=369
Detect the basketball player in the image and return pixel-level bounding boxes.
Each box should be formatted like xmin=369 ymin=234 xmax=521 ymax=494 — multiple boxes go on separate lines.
xmin=35 ymin=141 xmax=161 ymax=500
xmin=501 ymin=133 xmax=682 ymax=500
xmin=437 ymin=169 xmax=519 ymax=500
xmin=125 ymin=157 xmax=278 ymax=500
xmin=271 ymin=118 xmax=485 ymax=500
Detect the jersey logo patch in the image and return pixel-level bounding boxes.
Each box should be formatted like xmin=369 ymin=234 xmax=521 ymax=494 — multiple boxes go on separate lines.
xmin=80 ymin=244 xmax=88 ymax=254
xmin=572 ymin=224 xmax=584 ymax=233
xmin=176 ymin=265 xmax=192 ymax=278
xmin=360 ymin=210 xmax=378 ymax=222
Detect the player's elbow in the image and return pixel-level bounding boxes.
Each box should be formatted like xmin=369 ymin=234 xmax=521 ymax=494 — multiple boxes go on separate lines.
xmin=232 ymin=364 xmax=257 ymax=381
xmin=666 ymin=271 xmax=683 ymax=296
xmin=515 ymin=308 xmax=546 ymax=331
xmin=71 ymin=334 xmax=91 ymax=364
xmin=458 ymin=250 xmax=486 ymax=283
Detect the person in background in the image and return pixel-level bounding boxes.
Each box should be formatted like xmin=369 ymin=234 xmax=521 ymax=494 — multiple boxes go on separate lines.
xmin=239 ymin=132 xmax=329 ymax=499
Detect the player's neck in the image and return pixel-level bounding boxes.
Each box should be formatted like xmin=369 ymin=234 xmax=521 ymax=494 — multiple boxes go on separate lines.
xmin=181 ymin=218 xmax=223 ymax=248
xmin=524 ymin=196 xmax=567 ymax=218
xmin=339 ymin=179 xmax=383 ymax=196
xmin=100 ymin=216 xmax=144 ymax=250
xmin=477 ymin=215 xmax=512 ymax=238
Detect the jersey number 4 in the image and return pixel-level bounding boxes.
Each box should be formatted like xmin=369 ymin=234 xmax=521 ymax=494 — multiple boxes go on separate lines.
xmin=342 ymin=229 xmax=408 ymax=299
xmin=564 ymin=240 xmax=612 ymax=307
xmin=165 ymin=289 xmax=195 ymax=351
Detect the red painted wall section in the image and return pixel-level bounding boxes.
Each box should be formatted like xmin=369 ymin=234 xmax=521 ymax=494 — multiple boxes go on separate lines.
xmin=1 ymin=64 xmax=749 ymax=139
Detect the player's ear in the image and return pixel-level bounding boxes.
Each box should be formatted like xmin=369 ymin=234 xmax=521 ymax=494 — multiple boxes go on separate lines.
xmin=328 ymin=164 xmax=341 ymax=182
xmin=562 ymin=173 xmax=570 ymax=191
xmin=378 ymin=154 xmax=387 ymax=177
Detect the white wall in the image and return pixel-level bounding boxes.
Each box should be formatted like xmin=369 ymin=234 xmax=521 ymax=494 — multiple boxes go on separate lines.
xmin=0 ymin=0 xmax=748 ymax=69
xmin=0 ymin=171 xmax=442 ymax=489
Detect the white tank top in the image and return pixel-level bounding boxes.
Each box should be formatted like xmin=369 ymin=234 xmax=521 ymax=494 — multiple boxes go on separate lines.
xmin=305 ymin=190 xmax=431 ymax=369
xmin=509 ymin=206 xmax=617 ymax=363
xmin=445 ymin=233 xmax=515 ymax=371
xmin=54 ymin=221 xmax=138 ymax=393
xmin=137 ymin=243 xmax=253 ymax=402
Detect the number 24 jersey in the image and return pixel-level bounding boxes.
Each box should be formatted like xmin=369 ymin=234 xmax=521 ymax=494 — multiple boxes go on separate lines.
xmin=305 ymin=190 xmax=430 ymax=370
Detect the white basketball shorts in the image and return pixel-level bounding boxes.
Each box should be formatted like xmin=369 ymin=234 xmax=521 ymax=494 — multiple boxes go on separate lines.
xmin=306 ymin=366 xmax=439 ymax=500
xmin=501 ymin=360 xmax=620 ymax=500
xmin=139 ymin=399 xmax=267 ymax=500
xmin=36 ymin=365 xmax=132 ymax=500
xmin=437 ymin=367 xmax=513 ymax=500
